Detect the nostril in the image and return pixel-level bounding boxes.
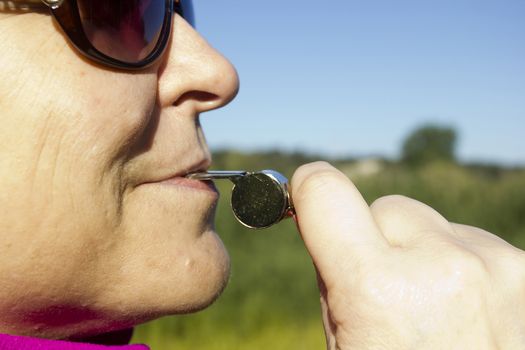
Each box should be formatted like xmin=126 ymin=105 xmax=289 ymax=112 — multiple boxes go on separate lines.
xmin=173 ymin=91 xmax=220 ymax=107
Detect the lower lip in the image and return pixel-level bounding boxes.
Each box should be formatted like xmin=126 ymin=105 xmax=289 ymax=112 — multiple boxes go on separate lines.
xmin=160 ymin=177 xmax=219 ymax=194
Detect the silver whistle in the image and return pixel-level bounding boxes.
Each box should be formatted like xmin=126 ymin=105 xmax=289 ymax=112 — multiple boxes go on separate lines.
xmin=186 ymin=170 xmax=295 ymax=229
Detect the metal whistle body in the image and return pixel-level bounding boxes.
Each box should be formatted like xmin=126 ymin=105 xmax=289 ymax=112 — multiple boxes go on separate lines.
xmin=186 ymin=170 xmax=295 ymax=229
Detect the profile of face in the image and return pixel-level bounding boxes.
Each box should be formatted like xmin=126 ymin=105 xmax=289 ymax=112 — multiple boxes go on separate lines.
xmin=0 ymin=7 xmax=239 ymax=340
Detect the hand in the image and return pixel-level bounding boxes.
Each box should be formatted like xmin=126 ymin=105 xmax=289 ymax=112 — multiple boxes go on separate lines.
xmin=291 ymin=162 xmax=525 ymax=350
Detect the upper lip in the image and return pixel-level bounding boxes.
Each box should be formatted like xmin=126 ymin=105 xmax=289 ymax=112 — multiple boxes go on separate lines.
xmin=182 ymin=157 xmax=212 ymax=178
xmin=143 ymin=157 xmax=212 ymax=185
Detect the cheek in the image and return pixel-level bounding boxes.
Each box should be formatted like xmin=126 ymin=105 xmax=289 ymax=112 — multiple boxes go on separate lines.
xmin=0 ymin=63 xmax=158 ymax=301
xmin=69 ymin=71 xmax=158 ymax=162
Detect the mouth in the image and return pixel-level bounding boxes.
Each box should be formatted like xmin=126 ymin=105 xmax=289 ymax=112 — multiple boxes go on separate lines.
xmin=160 ymin=176 xmax=219 ymax=194
xmin=141 ymin=157 xmax=218 ymax=195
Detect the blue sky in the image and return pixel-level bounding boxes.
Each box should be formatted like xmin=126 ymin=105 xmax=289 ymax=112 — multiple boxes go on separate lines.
xmin=193 ymin=0 xmax=524 ymax=165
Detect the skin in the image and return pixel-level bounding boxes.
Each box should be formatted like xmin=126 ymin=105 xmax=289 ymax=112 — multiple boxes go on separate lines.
xmin=1 ymin=5 xmax=524 ymax=350
xmin=291 ymin=162 xmax=525 ymax=349
xmin=0 ymin=9 xmax=239 ymax=339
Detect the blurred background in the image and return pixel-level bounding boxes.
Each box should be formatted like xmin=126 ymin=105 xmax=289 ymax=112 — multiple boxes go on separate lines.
xmin=133 ymin=0 xmax=525 ymax=348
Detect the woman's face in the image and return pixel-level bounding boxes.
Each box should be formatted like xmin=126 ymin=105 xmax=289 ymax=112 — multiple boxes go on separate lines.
xmin=0 ymin=8 xmax=239 ymax=339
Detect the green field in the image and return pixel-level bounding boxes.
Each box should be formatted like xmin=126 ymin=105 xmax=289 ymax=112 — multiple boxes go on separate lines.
xmin=132 ymin=151 xmax=525 ymax=349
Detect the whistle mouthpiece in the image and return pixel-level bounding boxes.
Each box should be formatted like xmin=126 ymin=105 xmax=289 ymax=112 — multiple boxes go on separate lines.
xmin=186 ymin=171 xmax=247 ymax=181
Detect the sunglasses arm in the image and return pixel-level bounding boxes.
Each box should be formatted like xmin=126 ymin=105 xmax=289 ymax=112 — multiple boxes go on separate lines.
xmin=0 ymin=0 xmax=58 ymax=11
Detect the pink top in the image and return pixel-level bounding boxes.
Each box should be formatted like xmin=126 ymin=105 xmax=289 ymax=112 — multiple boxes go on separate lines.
xmin=0 ymin=330 xmax=150 ymax=350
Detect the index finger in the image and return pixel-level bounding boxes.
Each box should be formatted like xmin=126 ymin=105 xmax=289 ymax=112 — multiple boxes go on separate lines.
xmin=291 ymin=162 xmax=388 ymax=275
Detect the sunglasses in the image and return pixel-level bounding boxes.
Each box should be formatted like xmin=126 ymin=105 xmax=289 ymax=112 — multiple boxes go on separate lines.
xmin=9 ymin=0 xmax=195 ymax=70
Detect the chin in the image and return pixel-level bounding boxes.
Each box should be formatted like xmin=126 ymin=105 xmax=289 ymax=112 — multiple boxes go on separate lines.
xmin=93 ymin=187 xmax=231 ymax=329
xmin=111 ymin=227 xmax=231 ymax=318
xmin=5 ymin=230 xmax=231 ymax=342
xmin=172 ymin=228 xmax=231 ymax=314
xmin=62 ymin=229 xmax=231 ymax=341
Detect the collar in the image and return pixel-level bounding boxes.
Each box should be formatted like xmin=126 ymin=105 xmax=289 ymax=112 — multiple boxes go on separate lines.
xmin=0 ymin=330 xmax=149 ymax=350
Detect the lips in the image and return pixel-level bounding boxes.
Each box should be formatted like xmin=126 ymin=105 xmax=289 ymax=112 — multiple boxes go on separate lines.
xmin=141 ymin=156 xmax=211 ymax=185
xmin=138 ymin=155 xmax=218 ymax=196
xmin=161 ymin=176 xmax=218 ymax=194
xmin=182 ymin=157 xmax=212 ymax=178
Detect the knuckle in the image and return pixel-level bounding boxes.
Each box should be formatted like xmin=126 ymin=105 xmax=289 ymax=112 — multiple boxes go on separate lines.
xmin=448 ymin=250 xmax=489 ymax=283
xmin=518 ymin=250 xmax=525 ymax=270
xmin=370 ymin=194 xmax=411 ymax=212
xmin=372 ymin=195 xmax=451 ymax=233
xmin=497 ymin=251 xmax=525 ymax=290
xmin=370 ymin=195 xmax=434 ymax=219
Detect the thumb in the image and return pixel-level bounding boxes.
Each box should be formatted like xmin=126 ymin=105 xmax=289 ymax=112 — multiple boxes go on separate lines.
xmin=291 ymin=162 xmax=387 ymax=278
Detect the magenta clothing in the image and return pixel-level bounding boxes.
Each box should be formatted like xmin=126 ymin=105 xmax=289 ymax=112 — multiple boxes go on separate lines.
xmin=0 ymin=332 xmax=149 ymax=350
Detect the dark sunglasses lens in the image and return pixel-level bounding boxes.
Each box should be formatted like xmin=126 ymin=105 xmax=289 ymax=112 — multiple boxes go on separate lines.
xmin=178 ymin=0 xmax=195 ymax=27
xmin=78 ymin=0 xmax=167 ymax=63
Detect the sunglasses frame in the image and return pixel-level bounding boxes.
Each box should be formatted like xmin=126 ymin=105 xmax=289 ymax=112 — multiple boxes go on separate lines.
xmin=13 ymin=0 xmax=188 ymax=70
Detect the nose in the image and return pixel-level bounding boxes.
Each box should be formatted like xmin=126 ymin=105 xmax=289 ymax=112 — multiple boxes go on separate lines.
xmin=157 ymin=14 xmax=240 ymax=112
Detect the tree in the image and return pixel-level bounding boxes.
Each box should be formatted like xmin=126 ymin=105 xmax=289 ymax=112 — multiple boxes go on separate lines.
xmin=401 ymin=124 xmax=457 ymax=166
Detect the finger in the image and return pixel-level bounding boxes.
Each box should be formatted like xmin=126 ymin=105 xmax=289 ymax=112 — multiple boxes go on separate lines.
xmin=370 ymin=195 xmax=453 ymax=246
xmin=451 ymin=223 xmax=503 ymax=244
xmin=451 ymin=223 xmax=525 ymax=278
xmin=291 ymin=162 xmax=388 ymax=274
xmin=316 ymin=268 xmax=337 ymax=349
xmin=451 ymin=223 xmax=525 ymax=255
